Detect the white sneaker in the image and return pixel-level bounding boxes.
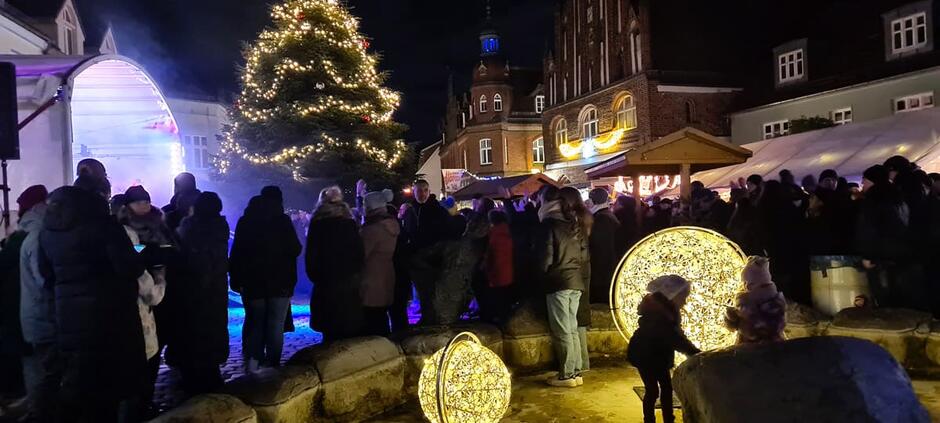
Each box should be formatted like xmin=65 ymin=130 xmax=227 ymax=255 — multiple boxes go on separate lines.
xmin=575 ymin=376 xmax=584 ymax=386
xmin=546 ymin=376 xmax=578 ymax=388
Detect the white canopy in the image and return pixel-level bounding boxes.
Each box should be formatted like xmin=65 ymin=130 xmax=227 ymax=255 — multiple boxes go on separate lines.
xmin=691 ymin=107 xmax=940 ymax=189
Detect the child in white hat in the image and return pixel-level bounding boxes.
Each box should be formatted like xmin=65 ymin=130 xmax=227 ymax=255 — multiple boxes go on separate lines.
xmin=627 ymin=275 xmax=701 ymax=423
xmin=725 ymin=256 xmax=787 ymax=344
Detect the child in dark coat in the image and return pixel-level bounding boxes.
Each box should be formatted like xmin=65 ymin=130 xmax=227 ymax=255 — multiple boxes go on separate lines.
xmin=627 ymin=275 xmax=701 ymax=423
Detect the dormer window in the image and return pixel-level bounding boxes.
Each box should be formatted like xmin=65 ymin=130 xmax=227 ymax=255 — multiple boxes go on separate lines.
xmin=61 ymin=8 xmax=77 ymax=54
xmin=493 ymin=94 xmax=503 ymax=112
xmin=480 ymin=95 xmax=487 ymax=113
xmin=774 ymin=39 xmax=808 ymax=86
xmin=884 ymin=3 xmax=934 ymax=60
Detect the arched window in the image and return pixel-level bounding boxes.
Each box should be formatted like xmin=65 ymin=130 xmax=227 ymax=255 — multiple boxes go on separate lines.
xmin=493 ymin=94 xmax=503 ymax=112
xmin=533 ymin=138 xmax=545 ymax=163
xmin=480 ymin=95 xmax=488 ymax=113
xmin=555 ymin=119 xmax=568 ymax=146
xmin=617 ymin=95 xmax=637 ymax=130
xmin=61 ymin=8 xmax=77 ymax=55
xmin=581 ymin=107 xmax=599 ymax=139
xmin=685 ymin=100 xmax=696 ymax=123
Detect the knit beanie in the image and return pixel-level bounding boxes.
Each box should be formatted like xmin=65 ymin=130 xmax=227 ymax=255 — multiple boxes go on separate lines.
xmin=647 ymin=275 xmax=691 ymax=302
xmin=17 ymin=185 xmax=48 ymax=215
xmin=364 ymin=189 xmax=394 ymax=212
xmin=588 ymin=188 xmax=610 ymax=206
xmin=124 ymin=185 xmax=151 ymax=204
xmin=740 ymin=256 xmax=781 ymax=304
xmin=862 ymin=165 xmax=889 ymax=186
xmin=194 ymin=191 xmax=223 ymax=217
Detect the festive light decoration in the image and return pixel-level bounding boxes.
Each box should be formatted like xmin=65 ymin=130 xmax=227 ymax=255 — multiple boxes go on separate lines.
xmin=612 ymin=175 xmax=681 ymax=197
xmin=558 ymin=129 xmax=625 ymax=159
xmin=610 ymin=227 xmax=747 ymax=363
xmin=218 ymin=0 xmax=407 ymax=180
xmin=418 ymin=332 xmax=512 ymax=423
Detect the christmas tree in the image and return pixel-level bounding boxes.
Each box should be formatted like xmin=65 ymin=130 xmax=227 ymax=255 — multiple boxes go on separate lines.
xmin=217 ymin=0 xmax=414 ymax=188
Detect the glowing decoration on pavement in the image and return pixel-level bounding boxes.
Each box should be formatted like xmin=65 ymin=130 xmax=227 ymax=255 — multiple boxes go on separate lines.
xmin=610 ymin=227 xmax=747 ymax=363
xmin=418 ymin=332 xmax=511 ymax=423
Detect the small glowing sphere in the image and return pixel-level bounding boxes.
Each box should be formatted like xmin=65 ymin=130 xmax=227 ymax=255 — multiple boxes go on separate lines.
xmin=610 ymin=226 xmax=747 ymax=362
xmin=418 ymin=332 xmax=511 ymax=423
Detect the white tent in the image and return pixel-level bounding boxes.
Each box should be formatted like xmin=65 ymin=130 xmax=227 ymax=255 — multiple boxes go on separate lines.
xmin=3 ymin=54 xmax=183 ymax=209
xmin=691 ymin=107 xmax=940 ymax=189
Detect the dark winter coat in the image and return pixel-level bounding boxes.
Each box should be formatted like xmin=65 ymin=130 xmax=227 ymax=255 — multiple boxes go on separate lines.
xmin=38 ymin=186 xmax=147 ymax=396
xmin=807 ymin=188 xmax=856 ymax=255
xmin=727 ymin=199 xmax=763 ymax=256
xmin=0 ymin=228 xmax=26 ymax=356
xmin=402 ymin=198 xmax=448 ymax=250
xmin=230 ymin=197 xmax=302 ymax=299
xmin=119 ymin=206 xmax=175 ymax=247
xmin=627 ymin=293 xmax=700 ymax=371
xmin=171 ymin=214 xmax=230 ymax=365
xmin=537 ymin=209 xmax=588 ymax=294
xmin=589 ymin=208 xmax=621 ymax=304
xmin=306 ymin=202 xmax=365 ymax=340
xmin=856 ymin=184 xmax=915 ymax=264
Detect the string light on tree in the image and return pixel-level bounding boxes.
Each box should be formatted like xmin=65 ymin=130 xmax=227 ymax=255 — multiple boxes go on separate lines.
xmin=218 ymin=0 xmax=411 ymax=183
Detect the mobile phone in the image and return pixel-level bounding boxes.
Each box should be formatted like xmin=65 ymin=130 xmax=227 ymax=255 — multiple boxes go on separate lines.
xmin=134 ymin=244 xmax=146 ymax=253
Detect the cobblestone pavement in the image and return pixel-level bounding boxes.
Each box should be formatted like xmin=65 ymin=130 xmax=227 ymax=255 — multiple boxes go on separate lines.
xmin=153 ymin=303 xmax=323 ymax=412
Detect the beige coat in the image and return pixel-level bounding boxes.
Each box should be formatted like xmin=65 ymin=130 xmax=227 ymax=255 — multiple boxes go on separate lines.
xmin=359 ymin=214 xmax=400 ymax=307
xmin=123 ymin=226 xmax=166 ymax=359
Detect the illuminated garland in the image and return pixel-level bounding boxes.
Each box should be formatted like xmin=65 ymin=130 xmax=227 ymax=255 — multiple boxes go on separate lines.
xmin=219 ymin=0 xmax=406 ymax=180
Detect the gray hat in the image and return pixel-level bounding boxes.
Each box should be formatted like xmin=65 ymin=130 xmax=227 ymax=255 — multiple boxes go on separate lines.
xmin=364 ymin=189 xmax=394 ymax=212
xmin=647 ymin=275 xmax=691 ymax=302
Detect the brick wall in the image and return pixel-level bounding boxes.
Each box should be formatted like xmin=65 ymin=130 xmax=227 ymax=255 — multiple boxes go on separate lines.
xmin=439 ymin=123 xmax=541 ymax=176
xmin=647 ymin=86 xmax=738 ymax=137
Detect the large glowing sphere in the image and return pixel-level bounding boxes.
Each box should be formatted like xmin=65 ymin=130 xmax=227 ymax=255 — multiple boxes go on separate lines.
xmin=610 ymin=226 xmax=747 ymax=361
xmin=418 ymin=332 xmax=511 ymax=423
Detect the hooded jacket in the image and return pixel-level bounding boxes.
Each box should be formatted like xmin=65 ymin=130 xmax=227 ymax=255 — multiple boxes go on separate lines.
xmin=360 ymin=212 xmax=400 ymax=307
xmin=627 ymin=292 xmax=700 ymax=371
xmin=20 ymin=204 xmax=54 ymax=344
xmin=38 ymin=186 xmax=147 ymax=395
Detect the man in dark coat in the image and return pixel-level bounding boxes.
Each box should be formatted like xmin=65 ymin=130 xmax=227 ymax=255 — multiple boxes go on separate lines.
xmin=401 ymin=179 xmax=448 ymax=324
xmin=230 ymin=188 xmax=301 ymax=370
xmin=588 ymin=188 xmax=622 ymax=304
xmin=174 ymin=192 xmax=230 ymax=395
xmin=38 ymin=175 xmax=148 ymax=422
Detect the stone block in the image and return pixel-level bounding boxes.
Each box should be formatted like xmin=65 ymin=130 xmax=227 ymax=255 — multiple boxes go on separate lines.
xmin=589 ymin=303 xmax=618 ymax=331
xmin=784 ymin=302 xmax=829 ymax=339
xmin=287 ymin=336 xmax=406 ymax=421
xmin=287 ymin=336 xmax=402 ymax=382
xmin=149 ymin=394 xmax=257 ymax=423
xmin=586 ymin=329 xmax=628 ymax=358
xmin=221 ymin=366 xmax=320 ymax=423
xmin=396 ymin=323 xmax=503 ymax=398
xmin=674 ymin=337 xmax=930 ymax=423
xmin=501 ymin=299 xmax=550 ymax=338
xmin=502 ymin=334 xmax=555 ymax=370
xmin=923 ymin=322 xmax=940 ymax=367
xmin=826 ymin=308 xmax=931 ymax=365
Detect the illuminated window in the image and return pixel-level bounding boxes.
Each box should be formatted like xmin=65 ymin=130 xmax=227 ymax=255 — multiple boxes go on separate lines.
xmin=892 ymin=13 xmax=928 ymax=53
xmin=895 ymin=92 xmax=934 ymax=113
xmin=831 ymin=107 xmax=852 ymax=125
xmin=555 ymin=119 xmax=568 ymax=146
xmin=581 ymin=107 xmax=598 ymax=139
xmin=762 ymin=120 xmax=790 ymax=140
xmin=493 ymin=94 xmax=502 ymax=112
xmin=617 ymin=95 xmax=637 ymax=130
xmin=630 ymin=32 xmax=643 ymax=74
xmin=533 ymin=138 xmax=545 ymax=163
xmin=480 ymin=95 xmax=487 ymax=113
xmin=778 ymin=49 xmax=804 ymax=83
xmin=535 ymin=95 xmax=545 ymax=113
xmin=479 ymin=138 xmax=493 ymax=165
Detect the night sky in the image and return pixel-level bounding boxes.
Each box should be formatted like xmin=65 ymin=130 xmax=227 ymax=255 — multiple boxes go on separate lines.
xmin=78 ymin=0 xmax=555 ymax=147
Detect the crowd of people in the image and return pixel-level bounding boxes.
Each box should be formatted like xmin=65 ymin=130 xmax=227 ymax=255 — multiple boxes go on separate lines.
xmin=0 ymin=152 xmax=937 ymax=422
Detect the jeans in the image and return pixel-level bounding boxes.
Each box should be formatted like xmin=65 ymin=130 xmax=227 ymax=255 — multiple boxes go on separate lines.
xmin=243 ymin=297 xmax=291 ymax=367
xmin=22 ymin=342 xmax=62 ymax=422
xmin=638 ymin=367 xmax=674 ymax=423
xmin=578 ymin=326 xmax=590 ymax=371
xmin=546 ymin=290 xmax=582 ymax=379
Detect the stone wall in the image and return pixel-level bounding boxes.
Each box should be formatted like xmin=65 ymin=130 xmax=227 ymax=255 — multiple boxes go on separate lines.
xmin=151 ymin=303 xmax=940 ymax=423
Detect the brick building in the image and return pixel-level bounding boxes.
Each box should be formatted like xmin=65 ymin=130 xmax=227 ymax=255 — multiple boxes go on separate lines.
xmin=439 ymin=10 xmax=544 ymax=179
xmin=540 ymin=0 xmax=747 ymax=185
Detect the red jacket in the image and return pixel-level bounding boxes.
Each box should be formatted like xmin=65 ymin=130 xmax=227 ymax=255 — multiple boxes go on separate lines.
xmin=485 ymin=223 xmax=514 ymax=288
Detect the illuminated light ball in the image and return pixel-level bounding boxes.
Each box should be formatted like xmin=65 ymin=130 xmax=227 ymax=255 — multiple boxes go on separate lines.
xmin=609 ymin=226 xmax=747 ymax=363
xmin=418 ymin=332 xmax=511 ymax=423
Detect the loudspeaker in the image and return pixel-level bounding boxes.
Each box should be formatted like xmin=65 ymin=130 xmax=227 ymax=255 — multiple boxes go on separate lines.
xmin=0 ymin=63 xmax=18 ymax=160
